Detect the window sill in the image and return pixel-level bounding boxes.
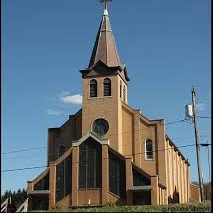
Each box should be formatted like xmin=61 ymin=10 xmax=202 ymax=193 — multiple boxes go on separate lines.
xmin=88 ymin=96 xmax=112 ymax=100
xmin=144 ymin=158 xmax=154 ymax=161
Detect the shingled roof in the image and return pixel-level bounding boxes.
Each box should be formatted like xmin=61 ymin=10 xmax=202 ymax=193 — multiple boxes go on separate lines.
xmin=88 ymin=9 xmax=121 ymax=68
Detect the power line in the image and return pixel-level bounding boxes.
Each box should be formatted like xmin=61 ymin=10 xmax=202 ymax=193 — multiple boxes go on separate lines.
xmin=3 ymin=141 xmax=197 ymax=160
xmin=172 ymin=135 xmax=208 ymax=140
xmin=199 ymin=116 xmax=211 ymax=119
xmin=1 ymin=118 xmax=189 ymax=155
xmin=2 ymin=166 xmax=47 ymax=173
xmin=3 ymin=138 xmax=195 ymax=160
xmin=2 ymin=134 xmax=210 ymax=159
xmin=1 ymin=147 xmax=47 ymax=155
xmin=164 ymin=119 xmax=187 ymax=125
xmin=1 ymin=143 xmax=196 ymax=173
xmin=2 ymin=141 xmax=195 ymax=160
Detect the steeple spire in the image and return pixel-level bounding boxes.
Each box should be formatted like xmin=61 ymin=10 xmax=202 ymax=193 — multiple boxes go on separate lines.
xmin=103 ymin=0 xmax=111 ymax=15
xmin=88 ymin=0 xmax=120 ymax=68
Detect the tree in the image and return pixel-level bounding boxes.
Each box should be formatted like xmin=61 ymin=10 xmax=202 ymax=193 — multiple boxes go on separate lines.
xmin=1 ymin=188 xmax=27 ymax=209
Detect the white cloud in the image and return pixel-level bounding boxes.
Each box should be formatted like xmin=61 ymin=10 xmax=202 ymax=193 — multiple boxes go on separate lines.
xmin=46 ymin=109 xmax=63 ymax=115
xmin=197 ymin=103 xmax=206 ymax=111
xmin=58 ymin=91 xmax=70 ymax=97
xmin=60 ymin=94 xmax=82 ymax=105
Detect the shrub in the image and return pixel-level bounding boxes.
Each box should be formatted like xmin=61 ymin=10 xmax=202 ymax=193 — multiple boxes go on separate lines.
xmin=50 ymin=205 xmax=63 ymax=212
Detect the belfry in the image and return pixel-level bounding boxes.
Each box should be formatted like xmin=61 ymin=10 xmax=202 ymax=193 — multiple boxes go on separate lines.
xmin=26 ymin=1 xmax=196 ymax=210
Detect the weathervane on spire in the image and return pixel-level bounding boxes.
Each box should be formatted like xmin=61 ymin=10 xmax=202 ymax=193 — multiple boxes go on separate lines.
xmin=99 ymin=0 xmax=112 ymax=15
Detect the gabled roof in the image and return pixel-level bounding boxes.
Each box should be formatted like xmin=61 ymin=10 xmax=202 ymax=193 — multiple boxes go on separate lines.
xmin=88 ymin=8 xmax=121 ymax=68
xmin=72 ymin=132 xmax=109 ymax=147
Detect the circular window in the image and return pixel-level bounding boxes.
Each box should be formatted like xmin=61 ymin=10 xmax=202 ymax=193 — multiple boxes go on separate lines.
xmin=92 ymin=118 xmax=109 ymax=136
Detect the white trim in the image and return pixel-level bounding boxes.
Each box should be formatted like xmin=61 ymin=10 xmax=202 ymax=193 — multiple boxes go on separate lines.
xmin=127 ymin=185 xmax=152 ymax=191
xmin=88 ymin=96 xmax=112 ymax=100
xmin=1 ymin=198 xmax=9 ymax=212
xmin=72 ymin=132 xmax=109 ymax=147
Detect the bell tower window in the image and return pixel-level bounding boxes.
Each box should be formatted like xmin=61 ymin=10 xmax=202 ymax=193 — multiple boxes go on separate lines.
xmin=123 ymin=85 xmax=126 ymax=103
xmin=103 ymin=78 xmax=111 ymax=96
xmin=90 ymin=79 xmax=97 ymax=97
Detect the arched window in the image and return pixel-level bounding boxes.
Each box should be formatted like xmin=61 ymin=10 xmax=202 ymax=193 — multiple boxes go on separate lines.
xmin=123 ymin=85 xmax=126 ymax=103
xmin=120 ymin=81 xmax=122 ymax=98
xmin=58 ymin=145 xmax=66 ymax=157
xmin=104 ymin=78 xmax=111 ymax=96
xmin=145 ymin=139 xmax=153 ymax=159
xmin=79 ymin=138 xmax=102 ymax=188
xmin=90 ymin=79 xmax=97 ymax=97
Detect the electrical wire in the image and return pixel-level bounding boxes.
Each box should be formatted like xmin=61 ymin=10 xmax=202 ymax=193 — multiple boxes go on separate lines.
xmin=2 ymin=134 xmax=209 ymax=160
xmin=1 ymin=143 xmax=196 ymax=173
xmin=1 ymin=147 xmax=47 ymax=155
xmin=2 ymin=166 xmax=47 ymax=173
xmin=1 ymin=118 xmax=189 ymax=155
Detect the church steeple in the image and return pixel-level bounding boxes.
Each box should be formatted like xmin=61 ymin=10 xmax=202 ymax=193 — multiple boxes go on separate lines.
xmin=88 ymin=1 xmax=120 ymax=68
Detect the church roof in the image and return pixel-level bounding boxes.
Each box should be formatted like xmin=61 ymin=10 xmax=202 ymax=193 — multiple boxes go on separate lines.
xmin=88 ymin=8 xmax=121 ymax=68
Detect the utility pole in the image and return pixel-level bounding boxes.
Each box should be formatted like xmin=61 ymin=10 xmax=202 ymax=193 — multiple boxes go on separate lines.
xmin=191 ymin=87 xmax=204 ymax=202
xmin=200 ymin=141 xmax=211 ymax=201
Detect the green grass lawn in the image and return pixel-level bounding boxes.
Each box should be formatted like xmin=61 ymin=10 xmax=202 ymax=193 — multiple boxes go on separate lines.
xmin=47 ymin=201 xmax=211 ymax=212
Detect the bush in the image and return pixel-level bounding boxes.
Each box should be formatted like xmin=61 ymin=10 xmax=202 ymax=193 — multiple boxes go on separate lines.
xmin=50 ymin=205 xmax=63 ymax=212
xmin=68 ymin=201 xmax=211 ymax=212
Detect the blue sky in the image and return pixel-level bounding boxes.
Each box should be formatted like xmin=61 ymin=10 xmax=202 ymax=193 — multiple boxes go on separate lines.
xmin=2 ymin=0 xmax=211 ymax=194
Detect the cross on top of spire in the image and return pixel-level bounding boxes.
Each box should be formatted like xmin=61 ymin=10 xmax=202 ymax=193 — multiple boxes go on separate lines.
xmin=88 ymin=0 xmax=121 ymax=68
xmin=99 ymin=0 xmax=112 ymax=15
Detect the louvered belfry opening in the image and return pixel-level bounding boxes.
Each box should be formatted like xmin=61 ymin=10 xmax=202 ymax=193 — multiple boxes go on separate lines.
xmin=90 ymin=79 xmax=98 ymax=97
xmin=123 ymin=85 xmax=126 ymax=103
xmin=79 ymin=137 xmax=102 ymax=188
xmin=104 ymin=78 xmax=111 ymax=96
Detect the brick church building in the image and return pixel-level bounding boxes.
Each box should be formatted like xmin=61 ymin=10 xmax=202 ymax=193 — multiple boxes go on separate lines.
xmin=27 ymin=2 xmax=194 ymax=211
